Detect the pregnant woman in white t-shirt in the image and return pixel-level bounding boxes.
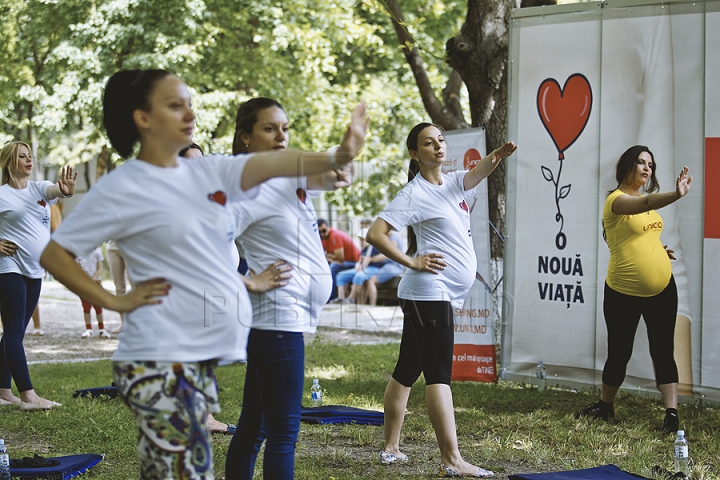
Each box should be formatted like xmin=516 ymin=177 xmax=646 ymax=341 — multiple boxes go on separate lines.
xmin=40 ymin=69 xmax=367 ymax=479
xmin=367 ymin=123 xmax=516 ymax=478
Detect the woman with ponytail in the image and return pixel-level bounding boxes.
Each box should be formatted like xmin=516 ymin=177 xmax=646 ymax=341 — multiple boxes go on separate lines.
xmin=40 ymin=69 xmax=367 ymax=478
xmin=366 ymin=123 xmax=516 ymax=478
xmin=224 ymin=97 xmax=354 ymax=479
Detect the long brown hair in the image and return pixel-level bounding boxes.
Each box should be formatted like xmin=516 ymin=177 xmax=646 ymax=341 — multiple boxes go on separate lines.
xmin=232 ymin=97 xmax=285 ymax=155
xmin=612 ymin=145 xmax=659 ymax=194
xmin=404 ymin=122 xmax=441 ymax=256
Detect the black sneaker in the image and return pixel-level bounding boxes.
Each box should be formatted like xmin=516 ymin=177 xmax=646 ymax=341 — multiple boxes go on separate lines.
xmin=662 ymin=411 xmax=679 ymax=435
xmin=575 ymin=401 xmax=615 ymax=420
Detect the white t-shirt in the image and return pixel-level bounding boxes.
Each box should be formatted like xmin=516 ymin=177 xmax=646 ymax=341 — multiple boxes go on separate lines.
xmin=0 ymin=180 xmax=57 ymax=278
xmin=233 ymin=177 xmax=331 ymax=332
xmin=76 ymin=247 xmax=103 ymax=276
xmin=52 ymin=155 xmax=258 ymax=363
xmin=379 ymin=170 xmax=476 ymax=307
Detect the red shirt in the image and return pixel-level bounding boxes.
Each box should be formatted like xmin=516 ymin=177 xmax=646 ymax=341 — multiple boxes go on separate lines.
xmin=321 ymin=228 xmax=361 ymax=262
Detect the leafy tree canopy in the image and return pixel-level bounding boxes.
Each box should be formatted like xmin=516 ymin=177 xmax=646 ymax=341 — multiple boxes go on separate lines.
xmin=0 ymin=0 xmax=466 ymax=214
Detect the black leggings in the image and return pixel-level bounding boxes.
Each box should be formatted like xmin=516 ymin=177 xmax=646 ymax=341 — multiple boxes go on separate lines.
xmin=392 ymin=300 xmax=454 ymax=387
xmin=0 ymin=273 xmax=42 ymax=392
xmin=602 ymin=276 xmax=678 ymax=387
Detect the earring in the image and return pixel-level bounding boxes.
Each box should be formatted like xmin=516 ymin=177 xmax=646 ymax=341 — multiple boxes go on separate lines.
xmin=244 ymin=143 xmax=249 ymax=149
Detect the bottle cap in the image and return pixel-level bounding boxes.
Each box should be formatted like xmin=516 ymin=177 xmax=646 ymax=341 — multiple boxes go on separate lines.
xmin=677 ymin=429 xmax=684 ymax=435
xmin=538 ymin=360 xmax=544 ymax=365
xmin=312 ymin=378 xmax=319 ymax=384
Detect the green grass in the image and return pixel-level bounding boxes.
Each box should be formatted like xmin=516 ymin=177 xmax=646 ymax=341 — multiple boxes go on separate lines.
xmin=2 ymin=341 xmax=719 ymax=479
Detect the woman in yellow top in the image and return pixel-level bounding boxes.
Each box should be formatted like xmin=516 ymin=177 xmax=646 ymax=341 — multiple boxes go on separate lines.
xmin=577 ymin=145 xmax=692 ymax=434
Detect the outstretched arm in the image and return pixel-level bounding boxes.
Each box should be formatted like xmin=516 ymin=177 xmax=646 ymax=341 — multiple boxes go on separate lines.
xmin=307 ymin=162 xmax=355 ymax=191
xmin=463 ymin=142 xmax=518 ymax=191
xmin=45 ymin=166 xmax=78 ymax=200
xmin=612 ymin=166 xmax=693 ymax=215
xmin=241 ymin=102 xmax=369 ymax=191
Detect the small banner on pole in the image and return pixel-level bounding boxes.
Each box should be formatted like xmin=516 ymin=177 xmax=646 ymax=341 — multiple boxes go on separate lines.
xmin=443 ymin=128 xmax=497 ymax=383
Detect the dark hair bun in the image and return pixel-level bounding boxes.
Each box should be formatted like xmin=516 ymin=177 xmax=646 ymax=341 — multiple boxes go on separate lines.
xmin=103 ymin=70 xmax=143 ymax=158
xmin=103 ymin=69 xmax=173 ymax=158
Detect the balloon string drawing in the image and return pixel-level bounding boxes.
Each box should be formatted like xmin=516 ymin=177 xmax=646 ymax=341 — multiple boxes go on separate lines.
xmin=537 ymin=73 xmax=593 ymax=250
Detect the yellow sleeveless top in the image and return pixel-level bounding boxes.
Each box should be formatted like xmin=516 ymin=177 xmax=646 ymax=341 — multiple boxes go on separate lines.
xmin=603 ymin=189 xmax=671 ymax=297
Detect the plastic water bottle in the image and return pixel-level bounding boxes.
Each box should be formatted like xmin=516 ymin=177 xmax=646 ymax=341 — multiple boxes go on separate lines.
xmin=310 ymin=378 xmax=323 ymax=407
xmin=536 ymin=360 xmax=547 ymax=392
xmin=0 ymin=438 xmax=10 ymax=480
xmin=674 ymin=430 xmax=689 ymax=477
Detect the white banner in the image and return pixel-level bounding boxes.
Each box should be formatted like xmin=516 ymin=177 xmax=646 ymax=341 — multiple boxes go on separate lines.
xmin=505 ymin=0 xmax=716 ymax=400
xmin=701 ymin=6 xmax=720 ymax=394
xmin=443 ymin=129 xmax=496 ymax=382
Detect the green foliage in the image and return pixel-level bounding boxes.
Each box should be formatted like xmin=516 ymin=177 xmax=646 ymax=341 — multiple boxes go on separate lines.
xmin=2 ymin=343 xmax=719 ymax=479
xmin=0 ymin=0 xmax=466 ymax=213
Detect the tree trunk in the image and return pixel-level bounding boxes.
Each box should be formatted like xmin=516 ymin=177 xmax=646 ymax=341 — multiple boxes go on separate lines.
xmin=386 ymin=0 xmax=554 ymax=258
xmin=446 ymin=0 xmax=555 ymax=258
xmin=383 ymin=0 xmax=468 ymax=130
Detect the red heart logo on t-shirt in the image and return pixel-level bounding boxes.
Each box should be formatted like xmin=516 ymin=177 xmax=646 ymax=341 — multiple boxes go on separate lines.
xmin=208 ymin=191 xmax=227 ymax=206
xmin=459 ymin=200 xmax=468 ymax=213
xmin=37 ymin=200 xmax=46 ymax=207
xmin=296 ymin=188 xmax=307 ymax=204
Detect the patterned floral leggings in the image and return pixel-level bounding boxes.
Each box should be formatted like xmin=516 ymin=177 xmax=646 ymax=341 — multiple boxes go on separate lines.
xmin=113 ymin=360 xmax=220 ymax=480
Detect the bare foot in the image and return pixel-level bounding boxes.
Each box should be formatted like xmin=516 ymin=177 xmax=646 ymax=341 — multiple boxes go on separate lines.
xmin=19 ymin=390 xmax=62 ymax=410
xmin=208 ymin=414 xmax=228 ymax=433
xmin=0 ymin=396 xmax=20 ymax=405
xmin=440 ymin=460 xmax=494 ymax=478
xmin=19 ymin=398 xmax=62 ymax=411
xmin=0 ymin=389 xmax=21 ymax=405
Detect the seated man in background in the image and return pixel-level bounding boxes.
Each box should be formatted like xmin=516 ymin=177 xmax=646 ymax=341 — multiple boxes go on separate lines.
xmin=335 ymin=227 xmax=404 ymax=306
xmin=318 ymin=219 xmax=360 ymax=302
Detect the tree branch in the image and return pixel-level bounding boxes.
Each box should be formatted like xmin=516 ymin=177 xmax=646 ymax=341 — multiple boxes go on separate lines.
xmin=383 ymin=0 xmax=462 ymax=130
xmin=442 ymin=70 xmax=468 ymax=128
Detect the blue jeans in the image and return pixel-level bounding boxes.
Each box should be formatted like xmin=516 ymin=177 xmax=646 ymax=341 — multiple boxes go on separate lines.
xmin=0 ymin=273 xmax=42 ymax=392
xmin=336 ymin=263 xmax=403 ymax=287
xmin=329 ymin=261 xmax=355 ymax=300
xmin=226 ymin=329 xmax=304 ymax=480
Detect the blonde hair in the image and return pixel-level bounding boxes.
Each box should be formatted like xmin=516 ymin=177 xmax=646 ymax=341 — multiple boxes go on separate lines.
xmin=0 ymin=141 xmax=32 ymax=186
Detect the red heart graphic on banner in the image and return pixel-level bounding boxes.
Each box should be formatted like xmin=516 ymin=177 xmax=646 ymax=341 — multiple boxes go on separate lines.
xmin=537 ymin=74 xmax=592 ymax=159
xmin=296 ymin=188 xmax=307 ymax=204
xmin=459 ymin=200 xmax=469 ymax=213
xmin=463 ymin=148 xmax=481 ymax=171
xmin=207 ymin=191 xmax=227 ymax=206
xmin=37 ymin=200 xmax=46 ymax=207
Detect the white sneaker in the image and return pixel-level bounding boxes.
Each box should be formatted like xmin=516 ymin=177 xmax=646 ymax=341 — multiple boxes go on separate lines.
xmin=81 ymin=329 xmax=93 ymax=338
xmin=98 ymin=329 xmax=112 ymax=339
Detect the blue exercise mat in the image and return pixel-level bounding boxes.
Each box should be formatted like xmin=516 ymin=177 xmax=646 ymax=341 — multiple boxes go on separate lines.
xmin=73 ymin=385 xmax=119 ymax=399
xmin=10 ymin=454 xmax=103 ymax=479
xmin=508 ymin=464 xmax=650 ymax=480
xmin=300 ymin=405 xmax=384 ymax=425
